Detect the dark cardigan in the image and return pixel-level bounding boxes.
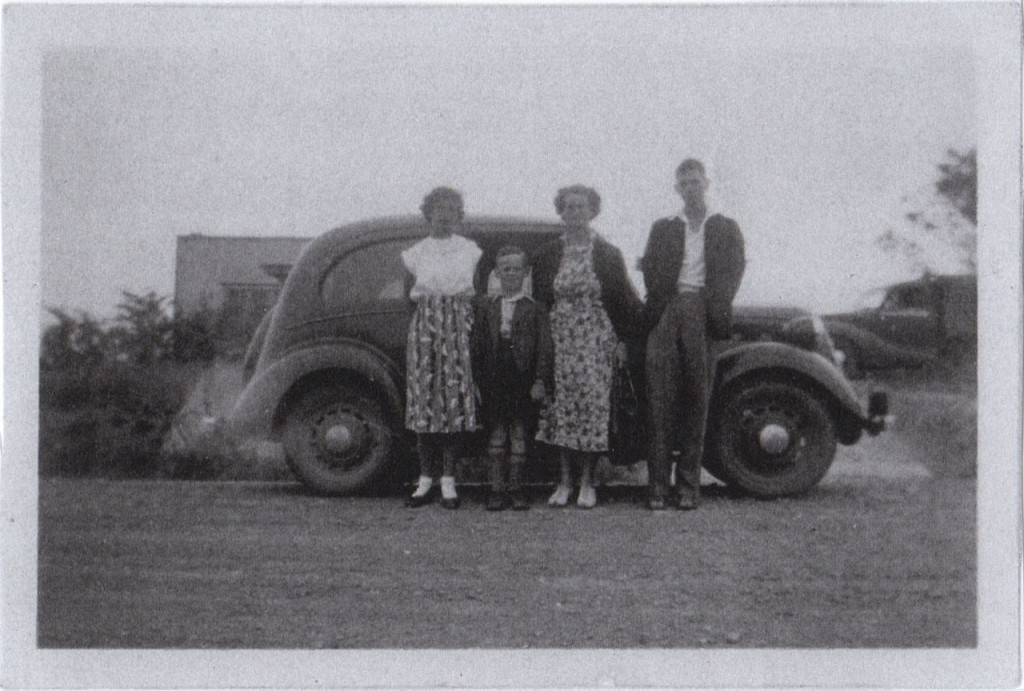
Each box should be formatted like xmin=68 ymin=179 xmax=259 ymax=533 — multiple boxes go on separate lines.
xmin=639 ymin=214 xmax=745 ymax=340
xmin=531 ymin=234 xmax=644 ymax=342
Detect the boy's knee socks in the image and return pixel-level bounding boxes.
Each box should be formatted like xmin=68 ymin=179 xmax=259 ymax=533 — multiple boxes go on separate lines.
xmin=489 ymin=453 xmax=506 ymax=492
xmin=508 ymin=454 xmax=526 ymax=491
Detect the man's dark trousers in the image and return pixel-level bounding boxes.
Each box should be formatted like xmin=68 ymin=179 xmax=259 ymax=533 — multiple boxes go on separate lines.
xmin=645 ymin=290 xmax=710 ymax=501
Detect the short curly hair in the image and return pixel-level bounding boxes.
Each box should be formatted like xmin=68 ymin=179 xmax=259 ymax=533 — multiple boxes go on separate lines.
xmin=553 ymin=184 xmax=601 ymax=218
xmin=675 ymin=158 xmax=707 ymax=178
xmin=420 ymin=186 xmax=465 ymax=221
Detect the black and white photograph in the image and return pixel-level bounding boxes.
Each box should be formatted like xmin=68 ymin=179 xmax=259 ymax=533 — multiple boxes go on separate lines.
xmin=2 ymin=2 xmax=1021 ymax=688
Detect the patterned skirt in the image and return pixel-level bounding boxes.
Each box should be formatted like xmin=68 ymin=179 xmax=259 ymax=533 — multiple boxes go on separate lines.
xmin=405 ymin=295 xmax=478 ymax=434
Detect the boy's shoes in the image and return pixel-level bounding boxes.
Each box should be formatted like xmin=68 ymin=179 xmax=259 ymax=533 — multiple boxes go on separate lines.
xmin=511 ymin=491 xmax=530 ymax=511
xmin=486 ymin=492 xmax=511 ymax=511
xmin=440 ymin=496 xmax=461 ymax=510
xmin=404 ymin=488 xmax=436 ymax=508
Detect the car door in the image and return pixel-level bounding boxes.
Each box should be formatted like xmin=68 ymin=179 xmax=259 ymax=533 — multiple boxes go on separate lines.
xmin=877 ymin=283 xmax=940 ymax=352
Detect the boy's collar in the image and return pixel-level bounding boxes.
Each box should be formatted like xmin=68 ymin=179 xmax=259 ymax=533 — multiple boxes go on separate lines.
xmin=497 ymin=291 xmax=531 ymax=303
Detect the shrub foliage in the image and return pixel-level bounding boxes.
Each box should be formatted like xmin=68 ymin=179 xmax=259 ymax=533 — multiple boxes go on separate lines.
xmin=40 ymin=291 xmax=217 ymax=478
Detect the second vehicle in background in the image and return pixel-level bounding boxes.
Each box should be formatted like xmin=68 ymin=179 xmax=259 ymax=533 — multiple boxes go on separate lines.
xmin=823 ymin=274 xmax=977 ymax=378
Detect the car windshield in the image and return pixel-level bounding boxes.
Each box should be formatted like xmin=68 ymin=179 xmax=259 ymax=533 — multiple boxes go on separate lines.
xmin=853 ymin=287 xmax=888 ymax=311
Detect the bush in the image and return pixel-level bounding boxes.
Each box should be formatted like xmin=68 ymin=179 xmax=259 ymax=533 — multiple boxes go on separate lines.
xmin=159 ymin=415 xmax=245 ymax=480
xmin=40 ymin=309 xmax=110 ymax=371
xmin=39 ymin=292 xmax=227 ymax=478
xmin=39 ymin=361 xmax=203 ymax=478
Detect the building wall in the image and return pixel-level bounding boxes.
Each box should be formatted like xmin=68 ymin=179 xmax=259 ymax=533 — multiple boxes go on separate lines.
xmin=174 ymin=234 xmax=311 ymax=314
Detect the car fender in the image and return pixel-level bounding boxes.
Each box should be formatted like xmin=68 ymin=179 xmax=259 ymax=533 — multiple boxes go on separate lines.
xmin=823 ymin=319 xmax=933 ymax=368
xmin=714 ymin=341 xmax=868 ymax=443
xmin=228 ymin=339 xmax=402 ymax=439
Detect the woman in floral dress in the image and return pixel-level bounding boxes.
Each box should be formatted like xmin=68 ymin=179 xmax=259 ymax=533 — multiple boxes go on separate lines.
xmin=402 ymin=187 xmax=482 ymax=509
xmin=532 ymin=185 xmax=643 ymax=508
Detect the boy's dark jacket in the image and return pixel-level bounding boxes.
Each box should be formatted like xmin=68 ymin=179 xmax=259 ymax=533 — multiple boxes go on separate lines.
xmin=472 ymin=295 xmax=554 ymax=396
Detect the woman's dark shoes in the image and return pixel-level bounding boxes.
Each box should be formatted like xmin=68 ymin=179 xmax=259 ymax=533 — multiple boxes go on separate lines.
xmin=510 ymin=491 xmax=530 ymax=511
xmin=404 ymin=488 xmax=436 ymax=508
xmin=440 ymin=496 xmax=461 ymax=510
xmin=486 ymin=492 xmax=511 ymax=511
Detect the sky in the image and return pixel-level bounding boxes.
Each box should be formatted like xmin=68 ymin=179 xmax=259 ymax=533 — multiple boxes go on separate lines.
xmin=37 ymin=4 xmax=978 ymax=319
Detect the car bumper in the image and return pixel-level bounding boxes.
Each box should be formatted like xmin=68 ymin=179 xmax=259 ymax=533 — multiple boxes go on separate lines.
xmin=863 ymin=390 xmax=892 ymax=435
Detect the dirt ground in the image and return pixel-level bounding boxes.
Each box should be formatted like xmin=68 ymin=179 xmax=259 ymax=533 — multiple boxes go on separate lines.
xmin=38 ymin=439 xmax=975 ymax=648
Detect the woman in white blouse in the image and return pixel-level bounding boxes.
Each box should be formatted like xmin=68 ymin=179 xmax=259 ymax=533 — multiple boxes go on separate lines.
xmin=401 ymin=187 xmax=483 ymax=509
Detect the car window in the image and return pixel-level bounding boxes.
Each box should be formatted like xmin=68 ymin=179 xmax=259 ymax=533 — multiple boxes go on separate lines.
xmin=321 ymin=239 xmax=416 ymax=309
xmin=854 ymin=287 xmax=888 ymax=311
xmin=882 ymin=285 xmax=930 ymax=315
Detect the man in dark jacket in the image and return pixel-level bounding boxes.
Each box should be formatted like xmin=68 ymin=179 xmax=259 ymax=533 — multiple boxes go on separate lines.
xmin=639 ymin=159 xmax=746 ymax=510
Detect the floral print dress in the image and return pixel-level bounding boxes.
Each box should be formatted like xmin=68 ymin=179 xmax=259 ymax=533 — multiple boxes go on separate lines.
xmin=402 ymin=235 xmax=481 ymax=434
xmin=535 ymin=237 xmax=616 ymax=452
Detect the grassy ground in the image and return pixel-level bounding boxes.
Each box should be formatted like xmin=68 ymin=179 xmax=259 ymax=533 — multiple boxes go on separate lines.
xmin=38 ymin=468 xmax=974 ymax=649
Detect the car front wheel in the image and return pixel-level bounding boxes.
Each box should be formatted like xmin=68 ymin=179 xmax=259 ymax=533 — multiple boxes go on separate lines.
xmin=281 ymin=382 xmax=397 ymax=495
xmin=709 ymin=379 xmax=837 ymax=497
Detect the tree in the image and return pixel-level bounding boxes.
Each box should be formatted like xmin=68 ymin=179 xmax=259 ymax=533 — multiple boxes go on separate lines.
xmin=108 ymin=291 xmax=175 ymax=364
xmin=935 ymin=148 xmax=976 ymax=225
xmin=40 ymin=308 xmax=111 ymax=370
xmin=877 ymin=148 xmax=977 ymax=273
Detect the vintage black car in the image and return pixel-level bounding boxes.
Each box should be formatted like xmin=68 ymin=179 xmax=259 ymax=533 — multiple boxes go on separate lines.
xmin=229 ymin=216 xmax=888 ymax=498
xmin=824 ymin=274 xmax=977 ymax=378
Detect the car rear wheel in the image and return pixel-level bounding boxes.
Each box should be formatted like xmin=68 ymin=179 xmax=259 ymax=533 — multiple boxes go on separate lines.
xmin=709 ymin=379 xmax=837 ymax=497
xmin=282 ymin=382 xmax=397 ymax=495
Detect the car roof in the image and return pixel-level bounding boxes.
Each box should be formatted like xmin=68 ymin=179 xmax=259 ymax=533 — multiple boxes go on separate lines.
xmin=289 ymin=215 xmax=565 ymax=284
xmin=893 ymin=273 xmax=975 ymax=288
xmin=321 ymin=214 xmax=563 ymax=243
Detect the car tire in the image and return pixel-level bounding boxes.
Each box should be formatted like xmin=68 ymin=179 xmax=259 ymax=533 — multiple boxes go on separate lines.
xmin=833 ymin=338 xmax=864 ymax=380
xmin=282 ymin=381 xmax=397 ymax=495
xmin=709 ymin=379 xmax=837 ymax=498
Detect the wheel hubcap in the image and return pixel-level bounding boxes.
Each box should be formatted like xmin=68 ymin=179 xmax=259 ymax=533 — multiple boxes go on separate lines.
xmin=307 ymin=406 xmax=376 ymax=470
xmin=735 ymin=399 xmax=803 ymax=470
xmin=758 ymin=423 xmax=791 ymax=455
xmin=323 ymin=423 xmax=356 ymax=453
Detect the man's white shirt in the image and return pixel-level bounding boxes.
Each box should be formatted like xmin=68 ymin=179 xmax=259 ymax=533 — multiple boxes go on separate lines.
xmin=676 ymin=209 xmax=710 ymax=291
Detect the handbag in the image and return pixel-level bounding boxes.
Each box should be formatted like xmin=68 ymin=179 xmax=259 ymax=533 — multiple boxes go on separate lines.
xmin=608 ymin=361 xmax=648 ymax=465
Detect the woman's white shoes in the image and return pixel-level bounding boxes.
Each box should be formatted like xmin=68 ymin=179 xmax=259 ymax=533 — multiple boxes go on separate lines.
xmin=547 ymin=485 xmax=572 ymax=507
xmin=547 ymin=485 xmax=597 ymax=508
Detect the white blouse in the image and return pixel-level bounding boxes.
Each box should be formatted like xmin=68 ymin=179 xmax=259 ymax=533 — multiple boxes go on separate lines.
xmin=401 ymin=234 xmax=483 ymax=298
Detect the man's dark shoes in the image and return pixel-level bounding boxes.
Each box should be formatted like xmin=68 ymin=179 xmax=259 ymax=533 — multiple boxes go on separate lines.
xmin=404 ymin=489 xmax=436 ymax=508
xmin=510 ymin=491 xmax=530 ymax=511
xmin=676 ymin=493 xmax=700 ymax=511
xmin=486 ymin=492 xmax=511 ymax=511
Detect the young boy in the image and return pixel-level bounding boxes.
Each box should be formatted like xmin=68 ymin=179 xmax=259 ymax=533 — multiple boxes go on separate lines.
xmin=473 ymin=245 xmax=554 ymax=511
